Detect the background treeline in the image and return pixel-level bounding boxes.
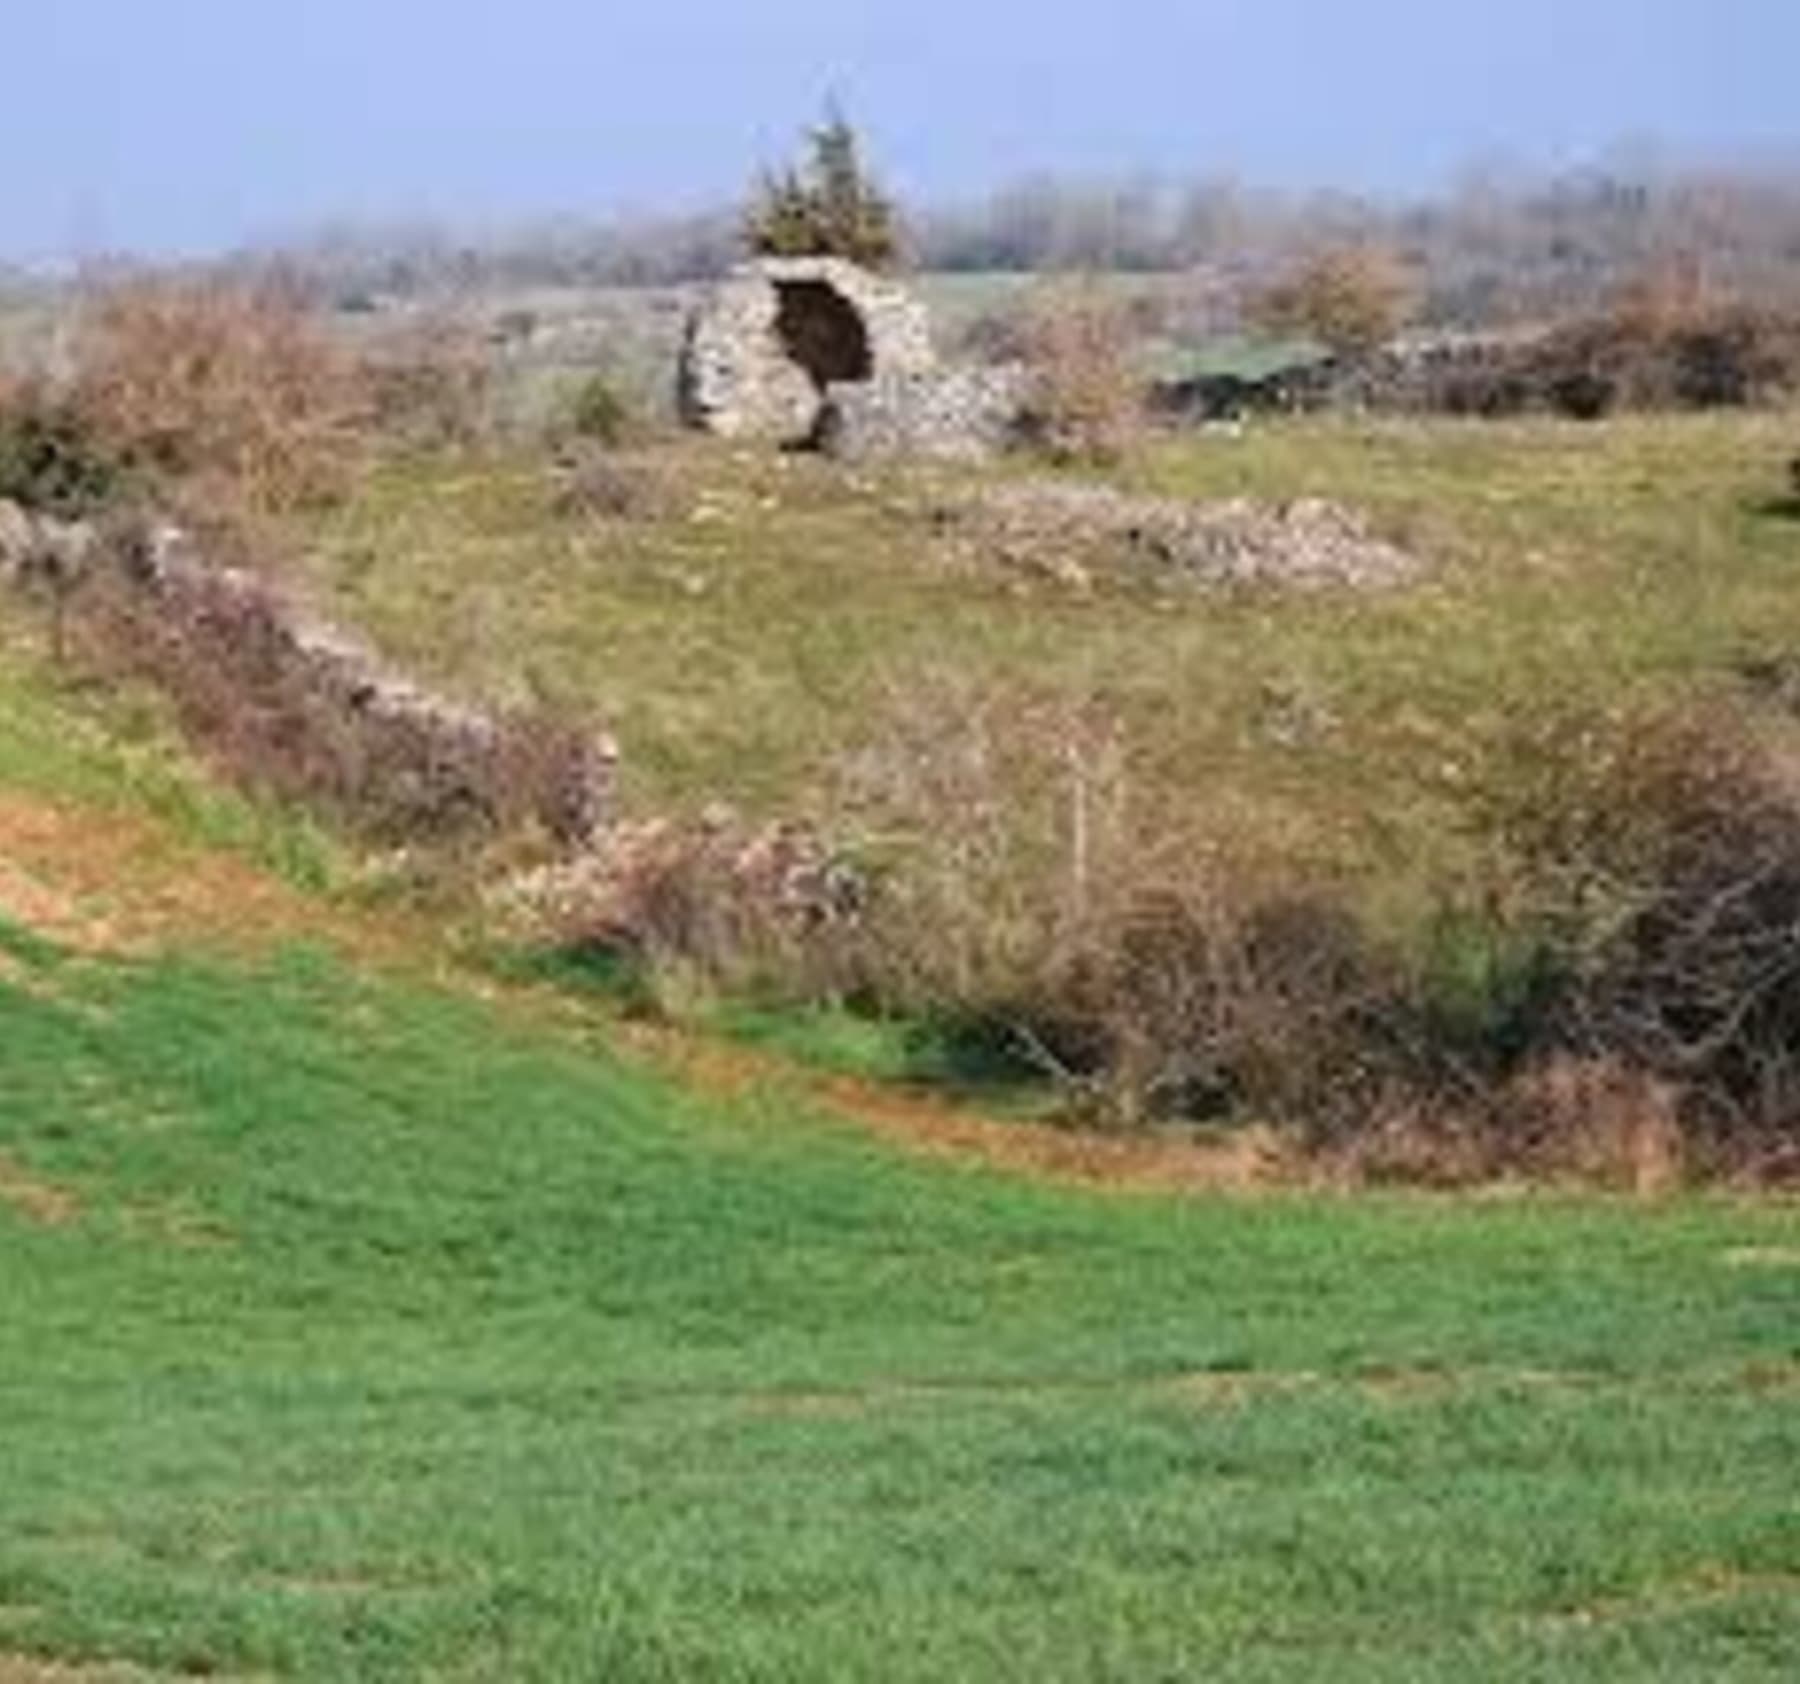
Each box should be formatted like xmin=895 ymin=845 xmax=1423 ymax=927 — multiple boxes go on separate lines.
xmin=208 ymin=162 xmax=1800 ymax=328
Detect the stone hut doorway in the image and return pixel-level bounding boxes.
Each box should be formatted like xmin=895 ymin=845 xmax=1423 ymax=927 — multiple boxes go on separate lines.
xmin=773 ymin=280 xmax=874 ymax=393
xmin=678 ymin=257 xmax=939 ymax=442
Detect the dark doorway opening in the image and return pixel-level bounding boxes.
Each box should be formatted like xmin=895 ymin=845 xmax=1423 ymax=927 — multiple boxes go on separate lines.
xmin=774 ymin=281 xmax=873 ymax=393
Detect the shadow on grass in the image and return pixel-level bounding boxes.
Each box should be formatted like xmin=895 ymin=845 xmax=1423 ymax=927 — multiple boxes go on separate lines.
xmin=489 ymin=941 xmax=1055 ymax=1109
xmin=706 ymin=1000 xmax=1054 ymax=1107
xmin=1748 ymin=496 xmax=1800 ymax=523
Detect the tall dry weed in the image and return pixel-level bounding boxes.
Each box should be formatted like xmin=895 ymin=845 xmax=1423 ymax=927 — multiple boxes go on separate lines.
xmin=70 ymin=278 xmax=370 ymax=514
xmin=1014 ymin=281 xmax=1142 ymax=465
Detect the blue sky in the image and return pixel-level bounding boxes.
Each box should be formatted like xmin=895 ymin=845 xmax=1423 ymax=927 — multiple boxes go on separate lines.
xmin=2 ymin=1 xmax=1794 ymax=259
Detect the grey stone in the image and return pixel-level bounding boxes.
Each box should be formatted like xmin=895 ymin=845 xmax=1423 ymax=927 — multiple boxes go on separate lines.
xmin=815 ymin=365 xmax=1031 ymax=463
xmin=7 ymin=513 xmax=620 ymax=848
xmin=33 ymin=516 xmax=97 ymax=584
xmin=678 ymin=257 xmax=938 ymax=445
xmin=968 ymin=482 xmax=1425 ymax=592
xmin=0 ymin=499 xmax=33 ymax=581
xmin=0 ymin=503 xmax=95 ymax=589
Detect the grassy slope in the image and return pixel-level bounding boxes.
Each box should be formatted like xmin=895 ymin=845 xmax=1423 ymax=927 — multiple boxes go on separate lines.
xmin=2 ymin=932 xmax=1798 ymax=1682
xmin=297 ymin=413 xmax=1800 ymax=882
xmin=0 ymin=616 xmax=338 ymax=899
xmin=2 ymin=422 xmax=1799 ymax=1679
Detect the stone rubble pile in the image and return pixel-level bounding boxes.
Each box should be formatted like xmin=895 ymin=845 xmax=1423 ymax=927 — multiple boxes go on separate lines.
xmin=965 ymin=482 xmax=1426 ymax=592
xmin=493 ymin=806 xmax=864 ymax=958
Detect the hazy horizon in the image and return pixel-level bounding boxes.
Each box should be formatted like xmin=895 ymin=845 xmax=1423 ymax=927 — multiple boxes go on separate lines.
xmin=3 ymin=1 xmax=1795 ymax=263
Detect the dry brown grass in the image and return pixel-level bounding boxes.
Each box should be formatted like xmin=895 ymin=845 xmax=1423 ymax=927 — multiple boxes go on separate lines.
xmin=0 ymin=789 xmax=383 ymax=963
xmin=69 ymin=278 xmax=370 ymax=515
xmin=0 ymin=1156 xmax=79 ymax=1227
xmin=1014 ymin=279 xmax=1142 ymax=464
xmin=1248 ymin=246 xmax=1415 ymax=360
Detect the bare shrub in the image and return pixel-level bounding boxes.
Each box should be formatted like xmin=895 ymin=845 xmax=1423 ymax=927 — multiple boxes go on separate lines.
xmin=1056 ymin=887 xmax=1416 ymax=1132
xmin=1014 ymin=281 xmax=1142 ymax=465
xmin=834 ymin=677 xmax=1129 ymax=1015
xmin=828 ymin=684 xmax=1800 ymax=1170
xmin=69 ymin=278 xmax=370 ymax=513
xmin=1496 ymin=1056 xmax=1687 ymax=1192
xmin=359 ymin=313 xmax=493 ymax=449
xmin=832 ymin=676 xmax=1415 ymax=1126
xmin=1249 ymin=247 xmax=1414 ymax=361
xmin=1522 ymin=271 xmax=1800 ymax=418
xmin=0 ymin=379 xmax=130 ymax=517
xmin=1492 ymin=705 xmax=1800 ymax=1173
xmin=499 ymin=810 xmax=865 ymax=1005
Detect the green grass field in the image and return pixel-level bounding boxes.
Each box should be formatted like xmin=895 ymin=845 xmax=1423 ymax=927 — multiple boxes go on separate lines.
xmin=2 ymin=930 xmax=1798 ymax=1680
xmin=3 ymin=412 xmax=1800 ymax=1678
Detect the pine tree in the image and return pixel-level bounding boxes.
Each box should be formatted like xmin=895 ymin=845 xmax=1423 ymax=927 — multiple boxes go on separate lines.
xmin=745 ymin=107 xmax=901 ymax=271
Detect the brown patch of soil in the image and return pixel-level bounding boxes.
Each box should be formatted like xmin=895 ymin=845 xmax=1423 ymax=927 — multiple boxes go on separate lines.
xmin=0 ymin=1661 xmax=263 ymax=1684
xmin=0 ymin=1156 xmax=78 ymax=1227
xmin=1723 ymin=1245 xmax=1800 ymax=1269
xmin=817 ymin=1070 xmax=1298 ymax=1193
xmin=733 ymin=1362 xmax=1631 ymax=1421
xmin=1538 ymin=1567 xmax=1800 ymax=1632
xmin=0 ymin=1660 xmax=150 ymax=1683
xmin=0 ymin=794 xmax=408 ymax=966
xmin=1734 ymin=1359 xmax=1800 ymax=1396
xmin=0 ymin=858 xmax=113 ymax=954
xmin=620 ymin=1022 xmax=1302 ymax=1196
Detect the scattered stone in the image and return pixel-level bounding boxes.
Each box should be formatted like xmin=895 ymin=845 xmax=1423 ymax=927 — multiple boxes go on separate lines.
xmin=815 ymin=366 xmax=1030 ymax=463
xmin=965 ymin=481 xmax=1425 ymax=592
xmin=496 ymin=808 xmax=863 ymax=957
xmin=0 ymin=499 xmax=32 ymax=581
xmin=0 ymin=499 xmax=96 ymax=589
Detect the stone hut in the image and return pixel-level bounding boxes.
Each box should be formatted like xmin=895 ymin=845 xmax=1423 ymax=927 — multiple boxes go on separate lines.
xmin=677 ymin=257 xmax=938 ymax=446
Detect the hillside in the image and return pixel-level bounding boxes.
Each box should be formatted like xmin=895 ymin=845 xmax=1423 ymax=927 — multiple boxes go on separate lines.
xmin=3 ymin=515 xmax=1800 ymax=1681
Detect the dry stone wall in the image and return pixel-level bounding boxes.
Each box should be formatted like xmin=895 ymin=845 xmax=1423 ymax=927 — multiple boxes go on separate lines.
xmin=1 ymin=499 xmax=618 ymax=846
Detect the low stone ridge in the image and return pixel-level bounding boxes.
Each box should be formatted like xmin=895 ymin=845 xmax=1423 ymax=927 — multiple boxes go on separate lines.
xmin=1 ymin=499 xmax=618 ymax=847
xmin=965 ymin=482 xmax=1425 ymax=592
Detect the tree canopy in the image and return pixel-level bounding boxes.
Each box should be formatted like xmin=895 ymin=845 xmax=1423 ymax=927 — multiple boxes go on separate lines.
xmin=745 ymin=109 xmax=901 ymax=271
